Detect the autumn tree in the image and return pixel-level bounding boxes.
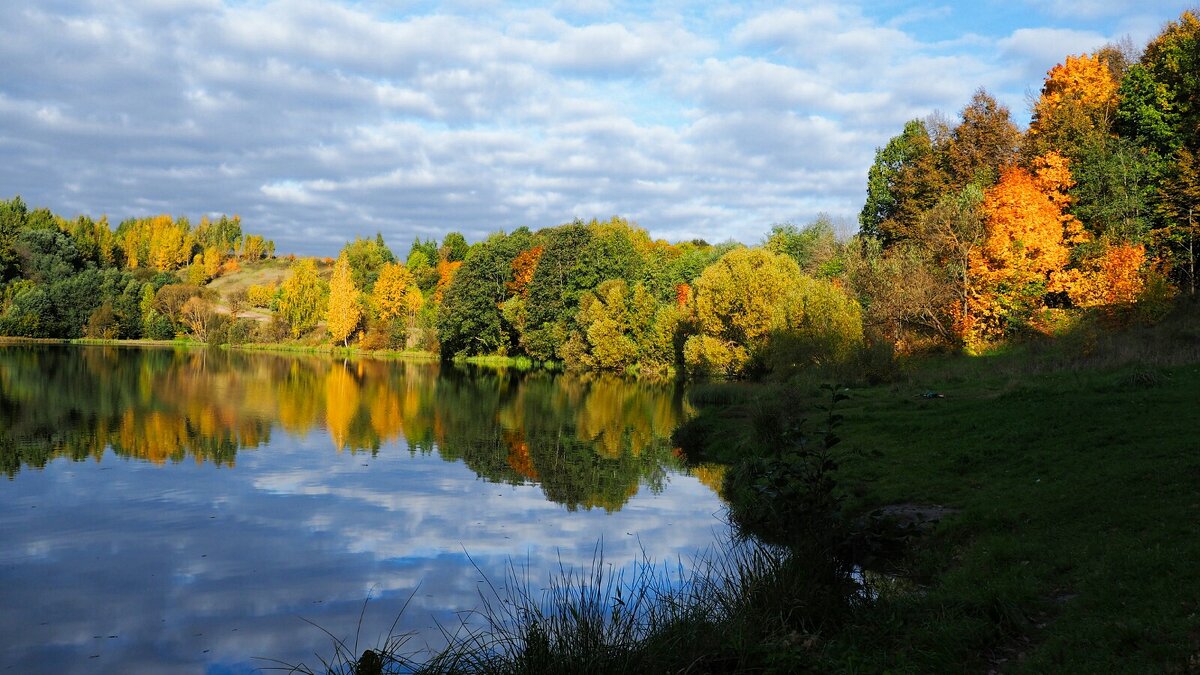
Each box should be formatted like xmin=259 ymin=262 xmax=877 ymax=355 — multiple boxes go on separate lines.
xmin=371 ymin=262 xmax=418 ymax=322
xmin=964 ymin=154 xmax=1085 ymax=346
xmin=1025 ymin=53 xmax=1119 ymax=157
xmin=327 ymin=254 xmax=362 ymax=346
xmin=180 ymin=295 xmax=219 ymax=342
xmin=277 ymin=258 xmax=326 ymax=338
xmin=561 ymin=279 xmax=656 ymax=372
xmin=684 ymin=247 xmax=862 ymax=378
xmin=340 ymin=234 xmax=395 ymax=292
xmin=153 ymin=284 xmax=205 ymax=331
xmin=226 ymin=289 xmax=248 ymax=319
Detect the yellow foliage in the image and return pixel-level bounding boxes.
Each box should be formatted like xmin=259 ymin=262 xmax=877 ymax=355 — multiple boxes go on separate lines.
xmin=684 ymin=247 xmax=863 ymax=378
xmin=1029 ymin=53 xmax=1118 ymax=139
xmin=327 ymin=254 xmax=362 ymax=346
xmin=324 ymin=365 xmax=360 ymax=451
xmin=372 ymin=262 xmax=417 ymax=321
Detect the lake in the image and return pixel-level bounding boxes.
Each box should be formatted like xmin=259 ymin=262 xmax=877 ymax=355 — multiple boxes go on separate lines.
xmin=0 ymin=345 xmax=728 ymax=674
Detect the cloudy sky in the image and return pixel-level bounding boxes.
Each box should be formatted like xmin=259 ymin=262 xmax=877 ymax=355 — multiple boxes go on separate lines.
xmin=0 ymin=1 xmax=1190 ymax=256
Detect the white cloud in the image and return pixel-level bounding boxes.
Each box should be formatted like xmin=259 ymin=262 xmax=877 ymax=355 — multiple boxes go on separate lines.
xmin=0 ymin=1 xmax=1188 ymax=253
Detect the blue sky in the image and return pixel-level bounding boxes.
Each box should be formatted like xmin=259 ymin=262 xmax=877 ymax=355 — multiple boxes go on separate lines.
xmin=0 ymin=1 xmax=1190 ymax=256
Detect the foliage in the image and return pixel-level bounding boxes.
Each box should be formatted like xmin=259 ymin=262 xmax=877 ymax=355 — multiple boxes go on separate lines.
xmin=277 ymin=258 xmax=327 ymax=338
xmin=340 ymin=234 xmax=396 ymax=292
xmin=946 ymin=89 xmax=1020 ymax=189
xmin=684 ymin=248 xmax=863 ymax=378
xmin=328 ymin=254 xmax=363 ymax=346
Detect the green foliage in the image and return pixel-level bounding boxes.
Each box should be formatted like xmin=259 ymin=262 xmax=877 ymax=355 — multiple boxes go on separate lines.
xmin=437 ymin=230 xmax=530 ymax=357
xmin=1115 ymin=64 xmax=1179 ymax=157
xmin=194 ymin=215 xmax=243 ymax=256
xmin=340 ymin=234 xmax=396 ymax=292
xmin=765 ymin=216 xmax=843 ymax=277
xmin=407 ymin=237 xmax=438 ymax=267
xmin=1068 ymin=135 xmax=1161 ymax=242
xmin=563 ymin=279 xmax=655 ymax=372
xmin=440 ymin=231 xmax=469 ymax=262
xmin=860 ymin=119 xmax=946 ymax=243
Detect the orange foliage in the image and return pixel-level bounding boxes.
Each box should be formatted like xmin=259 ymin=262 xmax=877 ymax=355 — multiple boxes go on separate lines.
xmin=1029 ymin=53 xmax=1118 ymax=138
xmin=434 ymin=259 xmax=462 ymax=305
xmin=964 ymin=154 xmax=1087 ymax=346
xmin=507 ymin=246 xmax=544 ymax=298
xmin=503 ymin=430 xmax=539 ymax=481
xmin=675 ymin=282 xmax=692 ymax=308
xmin=1057 ymin=244 xmax=1147 ymax=308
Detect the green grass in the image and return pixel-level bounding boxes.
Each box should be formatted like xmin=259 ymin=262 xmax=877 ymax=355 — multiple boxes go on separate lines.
xmin=817 ymin=357 xmax=1200 ymax=673
xmin=674 ymin=307 xmax=1200 ymax=672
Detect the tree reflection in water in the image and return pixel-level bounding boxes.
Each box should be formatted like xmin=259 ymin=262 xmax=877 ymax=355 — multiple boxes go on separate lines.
xmin=0 ymin=345 xmax=706 ymax=510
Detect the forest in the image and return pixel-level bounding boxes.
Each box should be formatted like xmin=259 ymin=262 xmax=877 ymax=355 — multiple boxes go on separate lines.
xmin=2 ymin=11 xmax=1198 ymax=379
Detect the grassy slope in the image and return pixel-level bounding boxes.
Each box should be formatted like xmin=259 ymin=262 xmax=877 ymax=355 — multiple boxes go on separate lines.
xmin=205 ymin=257 xmax=295 ymax=296
xmin=753 ymin=313 xmax=1200 ymax=673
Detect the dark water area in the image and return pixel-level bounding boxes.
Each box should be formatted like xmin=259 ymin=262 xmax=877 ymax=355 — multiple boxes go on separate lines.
xmin=0 ymin=346 xmax=728 ymax=674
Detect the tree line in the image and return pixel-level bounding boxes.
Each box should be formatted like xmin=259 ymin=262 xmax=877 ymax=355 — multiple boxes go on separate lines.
xmin=0 ymin=197 xmax=274 ymax=342
xmin=2 ymin=11 xmax=1197 ymax=377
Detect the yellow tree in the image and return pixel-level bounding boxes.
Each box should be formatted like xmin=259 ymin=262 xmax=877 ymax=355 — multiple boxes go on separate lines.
xmin=434 ymin=258 xmax=462 ymax=305
xmin=327 ymin=254 xmax=362 ymax=346
xmin=1026 ymin=53 xmax=1119 ymax=158
xmin=684 ymin=247 xmax=862 ymax=378
xmin=371 ymin=262 xmax=417 ymax=322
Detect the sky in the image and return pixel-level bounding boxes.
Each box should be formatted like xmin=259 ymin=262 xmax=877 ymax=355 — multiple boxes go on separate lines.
xmin=0 ymin=1 xmax=1191 ymax=256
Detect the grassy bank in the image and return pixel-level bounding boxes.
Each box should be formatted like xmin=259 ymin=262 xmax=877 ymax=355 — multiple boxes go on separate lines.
xmin=8 ymin=336 xmax=444 ymax=362
xmin=672 ymin=309 xmax=1200 ymax=673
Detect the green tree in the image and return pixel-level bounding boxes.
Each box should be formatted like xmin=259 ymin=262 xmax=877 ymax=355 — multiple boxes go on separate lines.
xmin=440 ymin=232 xmax=470 ymax=262
xmin=438 ymin=230 xmax=532 ymax=357
xmin=340 ymin=234 xmax=396 ymax=292
xmin=860 ymin=119 xmax=947 ymax=244
xmin=765 ymin=217 xmax=843 ymax=277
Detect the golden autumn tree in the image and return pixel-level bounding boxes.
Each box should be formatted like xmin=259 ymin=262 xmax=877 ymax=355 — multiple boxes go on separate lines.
xmin=371 ymin=262 xmax=418 ymax=322
xmin=1027 ymin=53 xmax=1120 ymax=155
xmin=964 ymin=153 xmax=1086 ymax=346
xmin=433 ymin=258 xmax=462 ymax=305
xmin=327 ymin=254 xmax=362 ymax=346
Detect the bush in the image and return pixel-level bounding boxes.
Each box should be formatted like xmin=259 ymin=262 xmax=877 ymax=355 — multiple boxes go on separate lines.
xmin=226 ymin=318 xmax=256 ymax=346
xmin=145 ymin=313 xmax=175 ymax=340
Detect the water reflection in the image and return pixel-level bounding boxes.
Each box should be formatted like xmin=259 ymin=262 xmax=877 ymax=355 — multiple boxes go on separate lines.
xmin=0 ymin=346 xmax=691 ymax=512
xmin=0 ymin=345 xmax=726 ymax=674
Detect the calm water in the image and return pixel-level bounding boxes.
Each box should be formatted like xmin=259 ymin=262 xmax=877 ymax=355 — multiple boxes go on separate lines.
xmin=0 ymin=346 xmax=727 ymax=674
